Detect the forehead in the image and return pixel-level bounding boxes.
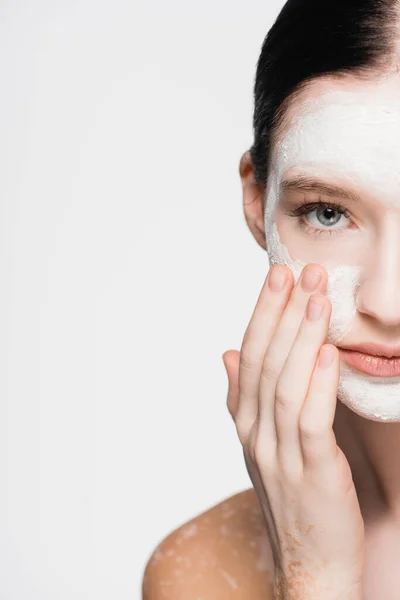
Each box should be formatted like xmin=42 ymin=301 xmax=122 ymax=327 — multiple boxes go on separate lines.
xmin=272 ymin=75 xmax=400 ymax=202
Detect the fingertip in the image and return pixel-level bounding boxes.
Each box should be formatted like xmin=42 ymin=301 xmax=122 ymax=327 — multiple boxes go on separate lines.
xmin=317 ymin=344 xmax=335 ymax=369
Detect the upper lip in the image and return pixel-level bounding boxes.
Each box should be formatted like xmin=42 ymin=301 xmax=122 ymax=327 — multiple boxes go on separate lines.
xmin=338 ymin=342 xmax=400 ymax=359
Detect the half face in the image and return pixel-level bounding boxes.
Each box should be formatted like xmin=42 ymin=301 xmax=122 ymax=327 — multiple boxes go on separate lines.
xmin=265 ymin=74 xmax=400 ymax=422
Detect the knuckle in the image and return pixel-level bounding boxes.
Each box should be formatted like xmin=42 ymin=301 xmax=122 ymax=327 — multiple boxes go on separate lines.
xmin=260 ymin=358 xmax=278 ymax=384
xmin=274 ymin=383 xmax=290 ymax=412
xmin=253 ymin=432 xmax=275 ymax=472
xmin=239 ymin=343 xmax=255 ymax=372
xmin=299 ymin=417 xmax=324 ymax=443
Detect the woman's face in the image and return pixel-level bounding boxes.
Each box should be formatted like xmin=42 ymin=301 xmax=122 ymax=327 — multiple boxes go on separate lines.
xmin=264 ymin=73 xmax=400 ymax=422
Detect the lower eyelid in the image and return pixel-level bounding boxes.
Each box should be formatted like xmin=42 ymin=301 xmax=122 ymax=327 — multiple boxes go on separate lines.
xmin=299 ymin=211 xmax=352 ymax=236
xmin=301 ymin=221 xmax=341 ymax=237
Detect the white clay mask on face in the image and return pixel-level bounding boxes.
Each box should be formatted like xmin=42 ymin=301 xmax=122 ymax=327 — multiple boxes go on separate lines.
xmin=265 ymin=82 xmax=400 ymax=422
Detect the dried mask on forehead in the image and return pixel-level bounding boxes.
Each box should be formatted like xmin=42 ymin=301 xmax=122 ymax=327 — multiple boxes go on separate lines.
xmin=264 ymin=85 xmax=400 ymax=422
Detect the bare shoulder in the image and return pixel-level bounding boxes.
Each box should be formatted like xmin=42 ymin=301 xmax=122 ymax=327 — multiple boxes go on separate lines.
xmin=142 ymin=487 xmax=274 ymax=600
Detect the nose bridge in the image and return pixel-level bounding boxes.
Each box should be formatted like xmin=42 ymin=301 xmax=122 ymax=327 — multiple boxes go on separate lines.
xmin=356 ymin=217 xmax=400 ymax=326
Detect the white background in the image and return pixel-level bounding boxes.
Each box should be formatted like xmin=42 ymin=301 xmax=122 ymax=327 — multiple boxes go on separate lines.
xmin=1 ymin=1 xmax=284 ymax=598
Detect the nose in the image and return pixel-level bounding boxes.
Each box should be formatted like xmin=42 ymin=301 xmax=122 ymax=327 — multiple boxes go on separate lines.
xmin=355 ymin=230 xmax=400 ymax=330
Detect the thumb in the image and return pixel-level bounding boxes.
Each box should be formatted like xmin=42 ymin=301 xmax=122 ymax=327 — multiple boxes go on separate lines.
xmin=222 ymin=350 xmax=240 ymax=420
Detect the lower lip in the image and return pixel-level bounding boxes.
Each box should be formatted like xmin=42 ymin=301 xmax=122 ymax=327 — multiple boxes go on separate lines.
xmin=338 ymin=349 xmax=400 ymax=377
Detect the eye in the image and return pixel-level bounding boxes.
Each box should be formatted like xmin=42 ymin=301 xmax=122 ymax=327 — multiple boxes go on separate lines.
xmin=308 ymin=204 xmax=349 ymax=228
xmin=283 ymin=197 xmax=352 ymax=237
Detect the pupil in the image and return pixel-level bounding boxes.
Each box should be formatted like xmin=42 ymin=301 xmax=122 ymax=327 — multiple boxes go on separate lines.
xmin=316 ymin=206 xmax=340 ymax=226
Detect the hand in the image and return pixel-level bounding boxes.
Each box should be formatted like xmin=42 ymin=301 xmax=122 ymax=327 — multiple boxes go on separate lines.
xmin=222 ymin=263 xmax=365 ymax=600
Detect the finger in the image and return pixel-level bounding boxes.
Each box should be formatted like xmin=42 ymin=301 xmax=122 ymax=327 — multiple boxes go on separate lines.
xmin=299 ymin=343 xmax=340 ymax=479
xmin=258 ymin=264 xmax=328 ymax=457
xmin=273 ymin=292 xmax=331 ymax=474
xmin=235 ymin=264 xmax=294 ymax=443
xmin=223 ymin=350 xmax=240 ymax=420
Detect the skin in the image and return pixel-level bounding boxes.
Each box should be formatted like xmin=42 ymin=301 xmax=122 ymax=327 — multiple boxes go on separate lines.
xmin=143 ymin=72 xmax=400 ymax=600
xmin=264 ymin=75 xmax=400 ymax=422
xmin=240 ymin=72 xmax=400 ymax=526
xmin=224 ymin=260 xmax=365 ymax=600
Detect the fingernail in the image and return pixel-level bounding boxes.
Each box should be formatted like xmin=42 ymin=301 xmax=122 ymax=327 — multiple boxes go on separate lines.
xmin=301 ymin=267 xmax=322 ymax=292
xmin=268 ymin=266 xmax=287 ymax=292
xmin=318 ymin=345 xmax=334 ymax=369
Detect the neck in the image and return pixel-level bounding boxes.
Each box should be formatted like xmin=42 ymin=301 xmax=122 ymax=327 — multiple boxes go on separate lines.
xmin=334 ymin=400 xmax=400 ymax=526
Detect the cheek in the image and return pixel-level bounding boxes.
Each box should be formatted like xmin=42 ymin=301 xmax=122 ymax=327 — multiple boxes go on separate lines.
xmin=276 ymin=208 xmax=366 ymax=267
xmin=325 ymin=266 xmax=360 ymax=344
xmin=267 ymin=222 xmax=361 ymax=343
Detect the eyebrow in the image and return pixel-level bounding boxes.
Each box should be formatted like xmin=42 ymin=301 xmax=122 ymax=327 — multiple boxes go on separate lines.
xmin=280 ymin=174 xmax=360 ymax=203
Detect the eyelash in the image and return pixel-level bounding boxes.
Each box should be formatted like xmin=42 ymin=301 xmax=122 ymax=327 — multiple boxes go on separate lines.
xmin=283 ymin=197 xmax=352 ymax=238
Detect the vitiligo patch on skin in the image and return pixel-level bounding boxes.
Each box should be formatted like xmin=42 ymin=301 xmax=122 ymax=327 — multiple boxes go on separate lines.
xmin=264 ymin=82 xmax=400 ymax=422
xmin=219 ymin=569 xmax=239 ymax=589
xmin=179 ymin=523 xmax=198 ymax=539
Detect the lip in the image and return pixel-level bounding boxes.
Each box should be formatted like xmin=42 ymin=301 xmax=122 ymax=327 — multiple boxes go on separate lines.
xmin=338 ymin=347 xmax=400 ymax=377
xmin=338 ymin=342 xmax=400 ymax=359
